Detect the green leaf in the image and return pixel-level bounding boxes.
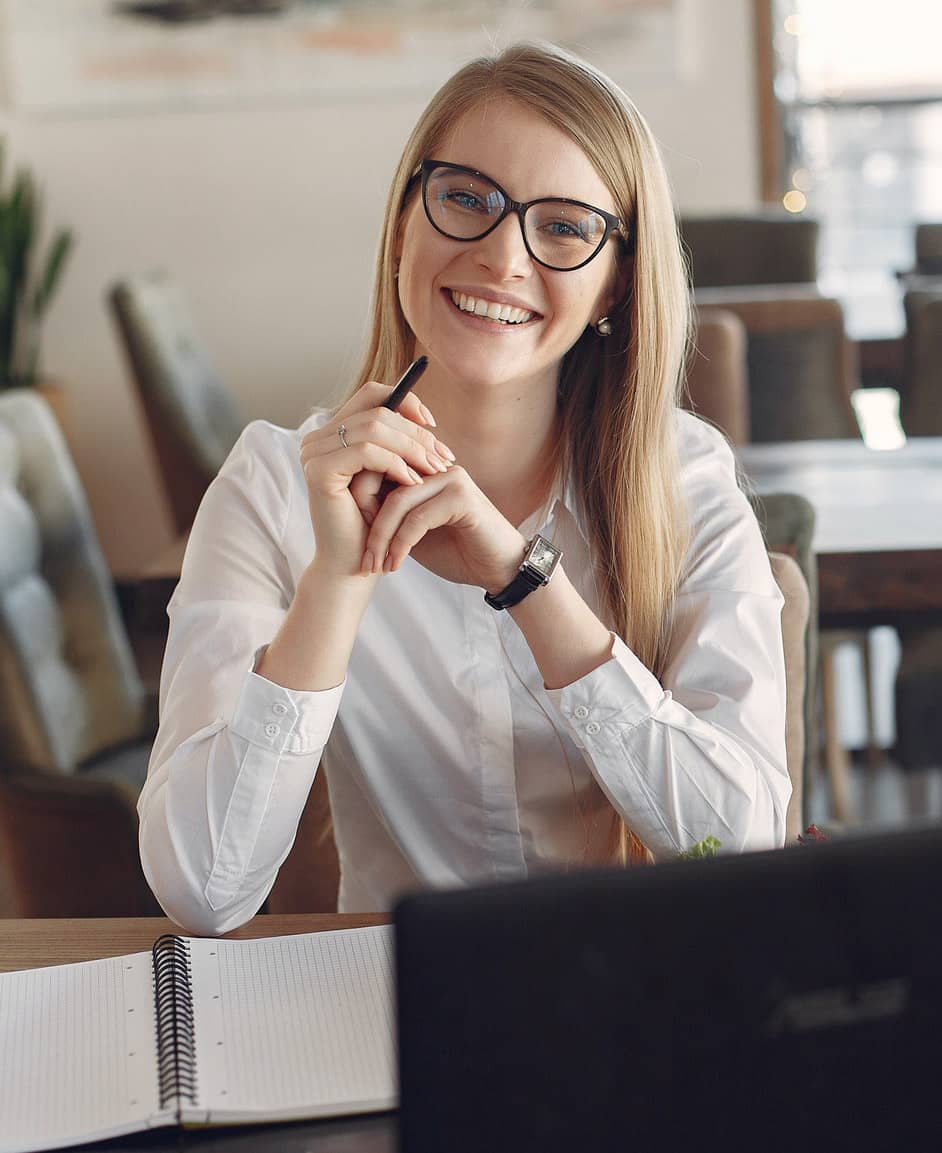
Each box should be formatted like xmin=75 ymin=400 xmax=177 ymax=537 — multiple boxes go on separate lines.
xmin=0 ymin=143 xmax=74 ymax=385
xmin=677 ymin=836 xmax=722 ymax=860
xmin=30 ymin=228 xmax=73 ymax=318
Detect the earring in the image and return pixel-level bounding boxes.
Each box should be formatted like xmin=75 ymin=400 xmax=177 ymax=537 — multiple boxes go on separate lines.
xmin=593 ymin=316 xmax=613 ymax=336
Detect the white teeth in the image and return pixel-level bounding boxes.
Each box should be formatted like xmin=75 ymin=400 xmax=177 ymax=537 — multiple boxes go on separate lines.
xmin=451 ymin=291 xmax=533 ymax=325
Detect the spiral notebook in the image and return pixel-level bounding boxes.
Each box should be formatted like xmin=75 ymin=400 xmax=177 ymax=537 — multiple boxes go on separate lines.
xmin=0 ymin=924 xmax=395 ymax=1153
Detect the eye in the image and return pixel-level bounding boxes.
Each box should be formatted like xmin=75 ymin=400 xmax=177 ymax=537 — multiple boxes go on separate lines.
xmin=542 ymin=219 xmax=583 ymax=239
xmin=440 ymin=189 xmax=489 ymax=214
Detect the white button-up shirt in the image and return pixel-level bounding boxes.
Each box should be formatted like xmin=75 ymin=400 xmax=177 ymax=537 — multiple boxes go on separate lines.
xmin=138 ymin=409 xmax=789 ymax=934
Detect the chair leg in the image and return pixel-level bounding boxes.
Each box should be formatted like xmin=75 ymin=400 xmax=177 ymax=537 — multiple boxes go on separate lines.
xmin=859 ymin=631 xmax=882 ymax=768
xmin=820 ymin=645 xmax=853 ymax=823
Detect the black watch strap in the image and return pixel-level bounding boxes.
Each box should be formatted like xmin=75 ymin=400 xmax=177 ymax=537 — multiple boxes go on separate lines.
xmin=484 ymin=535 xmax=562 ymax=611
xmin=484 ymin=565 xmax=548 ymax=611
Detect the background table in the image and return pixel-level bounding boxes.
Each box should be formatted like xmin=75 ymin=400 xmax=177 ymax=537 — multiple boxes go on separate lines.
xmin=739 ymin=437 xmax=942 ymax=629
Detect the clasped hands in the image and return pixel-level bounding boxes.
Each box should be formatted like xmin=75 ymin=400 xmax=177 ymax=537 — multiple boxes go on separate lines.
xmin=300 ymin=381 xmax=527 ymax=595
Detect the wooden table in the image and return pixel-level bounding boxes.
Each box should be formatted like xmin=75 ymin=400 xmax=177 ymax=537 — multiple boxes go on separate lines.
xmin=0 ymin=913 xmax=395 ymax=1152
xmin=739 ymin=437 xmax=942 ymax=630
xmin=0 ymin=911 xmax=387 ymax=973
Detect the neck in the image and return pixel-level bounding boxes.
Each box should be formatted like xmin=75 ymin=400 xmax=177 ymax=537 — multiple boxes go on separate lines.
xmin=420 ymin=370 xmax=561 ymax=527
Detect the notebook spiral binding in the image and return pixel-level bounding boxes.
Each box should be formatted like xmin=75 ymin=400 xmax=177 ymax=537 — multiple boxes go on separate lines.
xmin=152 ymin=934 xmax=198 ymax=1113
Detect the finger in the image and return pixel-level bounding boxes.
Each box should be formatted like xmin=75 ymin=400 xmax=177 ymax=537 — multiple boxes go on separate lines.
xmin=301 ymin=441 xmax=424 ymax=495
xmin=332 ymin=380 xmax=439 ymax=429
xmin=362 ymin=473 xmax=459 ymax=574
xmin=350 ymin=470 xmax=384 ymax=525
xmin=391 ymin=389 xmax=438 ymax=429
xmin=304 ymin=413 xmax=455 ymax=477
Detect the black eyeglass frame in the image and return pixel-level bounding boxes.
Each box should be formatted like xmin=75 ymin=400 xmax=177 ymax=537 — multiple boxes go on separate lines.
xmin=417 ymin=159 xmax=631 ymax=272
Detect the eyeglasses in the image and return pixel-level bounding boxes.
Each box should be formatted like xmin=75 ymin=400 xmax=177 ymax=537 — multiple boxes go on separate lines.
xmin=418 ymin=159 xmax=629 ymax=272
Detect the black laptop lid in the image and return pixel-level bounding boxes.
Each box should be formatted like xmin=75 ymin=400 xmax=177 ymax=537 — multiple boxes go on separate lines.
xmin=395 ymin=827 xmax=942 ymax=1153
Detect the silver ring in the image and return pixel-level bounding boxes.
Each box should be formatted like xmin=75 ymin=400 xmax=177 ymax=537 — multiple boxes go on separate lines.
xmin=337 ymin=424 xmax=349 ymax=449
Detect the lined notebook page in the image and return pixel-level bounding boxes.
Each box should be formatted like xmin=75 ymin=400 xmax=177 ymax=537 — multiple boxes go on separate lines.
xmin=0 ymin=951 xmax=165 ymax=1153
xmin=188 ymin=925 xmax=396 ymax=1121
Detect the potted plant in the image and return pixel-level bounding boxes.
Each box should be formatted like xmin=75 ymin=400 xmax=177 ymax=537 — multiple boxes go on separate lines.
xmin=0 ymin=143 xmax=74 ymax=399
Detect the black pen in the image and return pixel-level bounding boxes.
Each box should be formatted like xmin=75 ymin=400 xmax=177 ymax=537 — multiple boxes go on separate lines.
xmin=382 ymin=355 xmax=429 ymax=412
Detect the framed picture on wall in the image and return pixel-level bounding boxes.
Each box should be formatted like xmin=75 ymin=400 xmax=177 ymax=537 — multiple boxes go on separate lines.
xmin=1 ymin=0 xmax=697 ymax=116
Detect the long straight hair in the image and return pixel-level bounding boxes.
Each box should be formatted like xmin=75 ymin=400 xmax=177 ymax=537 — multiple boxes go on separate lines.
xmin=356 ymin=44 xmax=692 ymax=861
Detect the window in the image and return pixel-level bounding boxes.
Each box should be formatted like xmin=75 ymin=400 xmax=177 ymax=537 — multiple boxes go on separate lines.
xmin=770 ymin=1 xmax=942 ymax=340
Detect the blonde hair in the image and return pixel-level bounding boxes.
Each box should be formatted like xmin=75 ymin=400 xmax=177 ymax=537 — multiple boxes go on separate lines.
xmin=356 ymin=43 xmax=691 ymax=864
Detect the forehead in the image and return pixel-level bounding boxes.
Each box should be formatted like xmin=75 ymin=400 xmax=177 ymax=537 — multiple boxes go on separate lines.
xmin=437 ymin=97 xmax=616 ymax=212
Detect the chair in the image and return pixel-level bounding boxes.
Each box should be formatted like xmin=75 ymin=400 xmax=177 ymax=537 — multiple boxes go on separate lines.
xmin=685 ymin=308 xmax=750 ymax=445
xmin=768 ymin=550 xmax=810 ymax=842
xmin=680 ymin=212 xmax=819 ymax=289
xmin=265 ymin=770 xmax=340 ymax=914
xmin=108 ymin=272 xmax=245 ymax=536
xmin=684 ymin=290 xmax=866 ymax=817
xmin=694 ymin=287 xmax=861 ymax=443
xmin=750 ymin=494 xmax=816 ymax=834
xmin=893 ymin=287 xmax=942 ymax=787
xmin=914 ymin=223 xmax=942 ymax=277
xmin=0 ymin=389 xmax=159 ymax=915
xmin=901 ymin=288 xmax=942 ymax=437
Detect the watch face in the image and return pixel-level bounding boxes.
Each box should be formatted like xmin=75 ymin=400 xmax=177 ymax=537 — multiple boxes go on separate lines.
xmin=526 ymin=535 xmax=562 ymax=578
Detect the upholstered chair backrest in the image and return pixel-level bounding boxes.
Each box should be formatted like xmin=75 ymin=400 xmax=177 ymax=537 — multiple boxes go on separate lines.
xmin=749 ymin=491 xmax=817 ymax=827
xmin=768 ymin=551 xmax=810 ymax=843
xmin=686 ymin=308 xmax=750 ymax=445
xmin=695 ymin=287 xmax=861 ymax=443
xmin=108 ymin=272 xmax=245 ymax=534
xmin=902 ymin=289 xmax=942 ymax=437
xmin=915 ymin=223 xmax=942 ymax=276
xmin=0 ymin=391 xmax=145 ymax=773
xmin=680 ymin=212 xmax=819 ymax=289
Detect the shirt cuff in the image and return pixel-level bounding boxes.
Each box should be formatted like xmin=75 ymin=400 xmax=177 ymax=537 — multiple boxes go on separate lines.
xmin=229 ymin=667 xmax=345 ymax=754
xmin=546 ymin=634 xmax=665 ymax=748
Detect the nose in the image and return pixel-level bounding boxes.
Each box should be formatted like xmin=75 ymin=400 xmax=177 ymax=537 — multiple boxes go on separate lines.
xmin=472 ymin=211 xmax=532 ymax=279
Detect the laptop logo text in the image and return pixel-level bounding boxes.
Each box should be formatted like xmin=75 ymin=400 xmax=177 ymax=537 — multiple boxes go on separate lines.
xmin=765 ymin=978 xmax=910 ymax=1036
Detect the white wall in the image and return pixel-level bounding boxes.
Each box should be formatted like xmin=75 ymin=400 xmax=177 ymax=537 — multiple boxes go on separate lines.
xmin=0 ymin=0 xmax=760 ymax=572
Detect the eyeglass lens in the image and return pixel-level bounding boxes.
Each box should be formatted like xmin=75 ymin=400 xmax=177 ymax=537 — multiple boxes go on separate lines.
xmin=423 ymin=165 xmax=612 ymax=270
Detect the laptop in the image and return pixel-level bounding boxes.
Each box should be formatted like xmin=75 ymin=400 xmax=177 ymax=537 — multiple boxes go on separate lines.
xmin=394 ymin=826 xmax=942 ymax=1153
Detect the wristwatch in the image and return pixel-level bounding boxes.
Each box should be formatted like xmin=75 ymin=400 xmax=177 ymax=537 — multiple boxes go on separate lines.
xmin=484 ymin=534 xmax=563 ymax=611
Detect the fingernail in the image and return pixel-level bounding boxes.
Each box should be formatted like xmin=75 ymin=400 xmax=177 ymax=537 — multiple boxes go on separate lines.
xmin=428 ymin=453 xmax=449 ymax=473
xmin=383 ymin=553 xmax=393 ymax=573
xmin=407 ymin=467 xmax=423 ymax=483
xmin=361 ymin=550 xmax=374 ymax=574
xmin=420 ymin=403 xmax=437 ymax=427
xmin=436 ymin=440 xmax=456 ymax=462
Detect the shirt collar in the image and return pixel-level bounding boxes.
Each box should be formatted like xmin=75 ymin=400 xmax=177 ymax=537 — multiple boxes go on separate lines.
xmin=518 ymin=469 xmax=592 ymax=549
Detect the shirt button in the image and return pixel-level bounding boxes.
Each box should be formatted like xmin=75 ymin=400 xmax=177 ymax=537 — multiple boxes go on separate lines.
xmin=272 ymin=702 xmax=288 ymax=716
xmin=585 ymin=721 xmax=601 ymax=736
xmin=264 ymin=722 xmax=280 ymax=738
xmin=574 ymin=705 xmax=590 ymax=720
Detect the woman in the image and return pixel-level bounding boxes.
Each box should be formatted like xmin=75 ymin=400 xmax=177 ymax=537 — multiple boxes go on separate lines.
xmin=139 ymin=43 xmax=789 ymax=935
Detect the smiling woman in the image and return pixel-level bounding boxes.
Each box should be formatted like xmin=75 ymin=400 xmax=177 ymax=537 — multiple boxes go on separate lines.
xmin=138 ymin=43 xmax=790 ymax=934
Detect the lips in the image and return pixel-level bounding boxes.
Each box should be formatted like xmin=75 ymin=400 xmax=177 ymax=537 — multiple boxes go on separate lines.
xmin=449 ymin=290 xmax=536 ymax=325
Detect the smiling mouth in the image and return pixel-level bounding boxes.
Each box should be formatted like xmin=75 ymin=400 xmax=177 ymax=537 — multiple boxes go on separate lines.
xmin=449 ymin=290 xmax=536 ymax=325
